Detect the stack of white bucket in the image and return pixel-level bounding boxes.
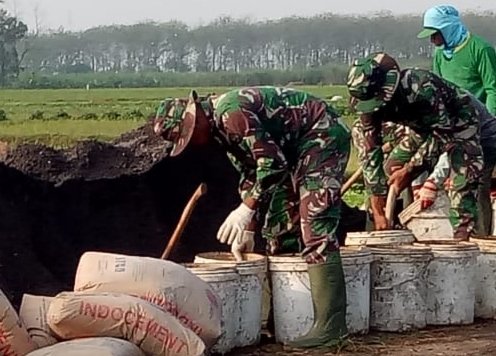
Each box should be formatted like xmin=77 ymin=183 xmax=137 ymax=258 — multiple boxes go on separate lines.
xmin=184 ymin=221 xmax=486 ymax=347
xmin=346 ymin=231 xmax=481 ymax=332
xmin=469 ymin=237 xmax=496 ymax=320
xmin=191 ymin=252 xmax=267 ymax=353
xmin=267 ymin=247 xmax=373 ymax=343
xmin=265 ymin=188 xmax=485 ymax=343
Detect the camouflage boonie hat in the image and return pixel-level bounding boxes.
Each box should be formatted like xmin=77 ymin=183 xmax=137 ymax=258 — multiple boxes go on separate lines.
xmin=155 ymin=97 xmax=196 ymax=157
xmin=347 ymin=52 xmax=400 ymax=114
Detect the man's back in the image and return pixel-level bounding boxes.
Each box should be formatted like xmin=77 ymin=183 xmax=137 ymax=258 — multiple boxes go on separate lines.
xmin=212 ymin=86 xmax=340 ymax=145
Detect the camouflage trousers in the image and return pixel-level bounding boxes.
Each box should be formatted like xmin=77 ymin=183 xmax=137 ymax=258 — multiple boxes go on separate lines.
xmin=351 ymin=119 xmax=483 ymax=240
xmin=260 ymin=116 xmax=351 ymax=264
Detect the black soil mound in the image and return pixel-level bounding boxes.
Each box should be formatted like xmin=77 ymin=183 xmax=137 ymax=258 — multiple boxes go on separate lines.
xmin=0 ymin=120 xmax=367 ymax=308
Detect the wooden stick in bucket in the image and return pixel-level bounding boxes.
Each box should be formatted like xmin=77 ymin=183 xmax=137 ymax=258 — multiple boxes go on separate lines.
xmin=385 ymin=185 xmax=398 ymax=229
xmin=340 ymin=142 xmax=394 ymax=196
xmin=340 ymin=167 xmax=363 ymax=195
xmin=161 ymin=183 xmax=208 ymax=260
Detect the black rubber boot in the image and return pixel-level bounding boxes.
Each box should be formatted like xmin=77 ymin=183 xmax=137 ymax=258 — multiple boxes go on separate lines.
xmin=286 ymin=250 xmax=348 ymax=349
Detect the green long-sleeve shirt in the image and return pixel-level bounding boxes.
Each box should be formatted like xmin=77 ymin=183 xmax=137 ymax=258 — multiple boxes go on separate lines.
xmin=433 ymin=33 xmax=496 ymax=115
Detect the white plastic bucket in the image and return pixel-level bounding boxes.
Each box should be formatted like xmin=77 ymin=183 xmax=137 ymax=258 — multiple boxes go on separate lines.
xmin=194 ymin=252 xmax=267 ymax=348
xmin=267 ymin=254 xmax=311 ymax=344
xmin=268 ymin=248 xmax=372 ymax=343
xmin=404 ymin=191 xmax=454 ymax=241
xmin=470 ymin=236 xmax=496 ymax=319
xmin=417 ymin=241 xmax=480 ymax=325
xmin=491 ymin=198 xmax=496 ymax=236
xmin=369 ymin=245 xmax=432 ymax=332
xmin=183 ymin=263 xmax=238 ymax=355
xmin=346 ymin=230 xmax=415 ymax=247
xmin=341 ymin=247 xmax=373 ymax=335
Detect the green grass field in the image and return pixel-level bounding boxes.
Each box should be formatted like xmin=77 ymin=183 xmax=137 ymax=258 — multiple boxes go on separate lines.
xmin=0 ymin=85 xmax=365 ymax=206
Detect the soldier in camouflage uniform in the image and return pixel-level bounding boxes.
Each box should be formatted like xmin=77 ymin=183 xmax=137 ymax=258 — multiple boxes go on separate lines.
xmin=410 ymin=92 xmax=496 ymax=232
xmin=352 ymin=121 xmax=426 ymax=212
xmin=353 ymin=119 xmax=451 ymax=211
xmin=153 ymin=86 xmax=350 ymax=349
xmin=353 ymin=90 xmax=496 ymax=227
xmin=347 ymin=52 xmax=484 ymax=240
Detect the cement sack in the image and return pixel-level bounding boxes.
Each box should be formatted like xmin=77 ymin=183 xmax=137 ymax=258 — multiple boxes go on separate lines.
xmin=73 ymin=251 xmax=222 ymax=347
xmin=25 ymin=337 xmax=145 ymax=356
xmin=0 ymin=288 xmax=37 ymax=356
xmin=46 ymin=291 xmax=205 ymax=356
xmin=19 ymin=294 xmax=58 ymax=348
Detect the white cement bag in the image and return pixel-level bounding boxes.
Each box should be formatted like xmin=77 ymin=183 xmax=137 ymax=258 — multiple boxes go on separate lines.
xmin=19 ymin=294 xmax=58 ymax=348
xmin=0 ymin=289 xmax=37 ymax=356
xmin=25 ymin=337 xmax=145 ymax=356
xmin=47 ymin=291 xmax=205 ymax=356
xmin=73 ymin=251 xmax=222 ymax=347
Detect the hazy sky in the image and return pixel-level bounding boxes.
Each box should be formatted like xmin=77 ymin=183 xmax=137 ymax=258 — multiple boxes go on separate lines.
xmin=5 ymin=0 xmax=496 ymax=32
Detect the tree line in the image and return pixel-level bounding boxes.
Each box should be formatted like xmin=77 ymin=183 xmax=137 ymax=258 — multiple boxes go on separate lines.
xmin=2 ymin=8 xmax=496 ymax=88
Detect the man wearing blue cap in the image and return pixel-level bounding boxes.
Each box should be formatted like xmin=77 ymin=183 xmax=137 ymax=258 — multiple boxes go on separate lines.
xmin=418 ymin=4 xmax=496 ymax=115
xmin=417 ymin=4 xmax=496 ymax=235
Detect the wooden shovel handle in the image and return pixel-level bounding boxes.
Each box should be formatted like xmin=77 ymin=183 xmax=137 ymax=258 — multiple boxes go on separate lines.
xmin=385 ymin=185 xmax=397 ymax=228
xmin=340 ymin=167 xmax=363 ymax=195
xmin=340 ymin=143 xmax=393 ymax=195
xmin=161 ymin=183 xmax=208 ymax=260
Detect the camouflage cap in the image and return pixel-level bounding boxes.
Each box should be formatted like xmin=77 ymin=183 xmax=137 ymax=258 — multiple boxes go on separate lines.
xmin=347 ymin=52 xmax=400 ymax=114
xmin=154 ymin=96 xmax=197 ymax=157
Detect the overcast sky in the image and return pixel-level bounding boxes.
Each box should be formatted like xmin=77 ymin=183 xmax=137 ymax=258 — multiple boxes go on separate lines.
xmin=5 ymin=0 xmax=496 ymax=32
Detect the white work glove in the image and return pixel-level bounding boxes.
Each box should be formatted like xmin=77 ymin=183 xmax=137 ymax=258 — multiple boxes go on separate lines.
xmin=231 ymin=231 xmax=255 ymax=261
xmin=419 ymin=179 xmax=437 ymax=210
xmin=217 ymin=203 xmax=256 ymax=245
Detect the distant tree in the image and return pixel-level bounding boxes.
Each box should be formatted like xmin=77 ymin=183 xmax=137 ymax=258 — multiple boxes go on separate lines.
xmin=0 ymin=8 xmax=28 ymax=83
xmin=8 ymin=11 xmax=496 ymax=88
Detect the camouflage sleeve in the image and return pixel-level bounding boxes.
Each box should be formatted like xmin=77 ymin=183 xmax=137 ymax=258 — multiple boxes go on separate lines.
xmin=404 ymin=137 xmax=433 ymax=171
xmin=223 ymin=109 xmax=288 ymax=202
xmin=403 ymin=74 xmax=454 ymax=172
xmin=359 ymin=113 xmax=388 ymax=196
xmin=225 ymin=152 xmax=257 ymax=200
xmin=425 ymin=152 xmax=449 ymax=188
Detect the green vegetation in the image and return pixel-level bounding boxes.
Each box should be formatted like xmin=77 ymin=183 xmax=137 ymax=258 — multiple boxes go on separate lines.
xmin=0 ymin=85 xmax=350 ymax=139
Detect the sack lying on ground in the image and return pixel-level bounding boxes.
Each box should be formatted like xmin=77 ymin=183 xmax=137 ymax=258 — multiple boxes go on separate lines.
xmin=19 ymin=294 xmax=58 ymax=348
xmin=25 ymin=337 xmax=145 ymax=356
xmin=46 ymin=291 xmax=206 ymax=356
xmin=73 ymin=251 xmax=222 ymax=347
xmin=0 ymin=288 xmax=38 ymax=356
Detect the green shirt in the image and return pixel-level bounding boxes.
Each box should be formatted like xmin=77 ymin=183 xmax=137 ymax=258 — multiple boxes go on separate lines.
xmin=433 ymin=33 xmax=496 ymax=115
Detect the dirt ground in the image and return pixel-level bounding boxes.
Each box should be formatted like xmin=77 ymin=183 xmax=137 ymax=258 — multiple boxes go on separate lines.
xmin=234 ymin=320 xmax=496 ymax=355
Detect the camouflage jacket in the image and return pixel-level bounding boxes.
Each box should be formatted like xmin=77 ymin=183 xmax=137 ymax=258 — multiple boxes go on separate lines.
xmin=360 ymin=68 xmax=481 ymax=196
xmin=209 ymin=86 xmax=342 ymax=202
xmin=413 ymin=91 xmax=496 ymax=189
